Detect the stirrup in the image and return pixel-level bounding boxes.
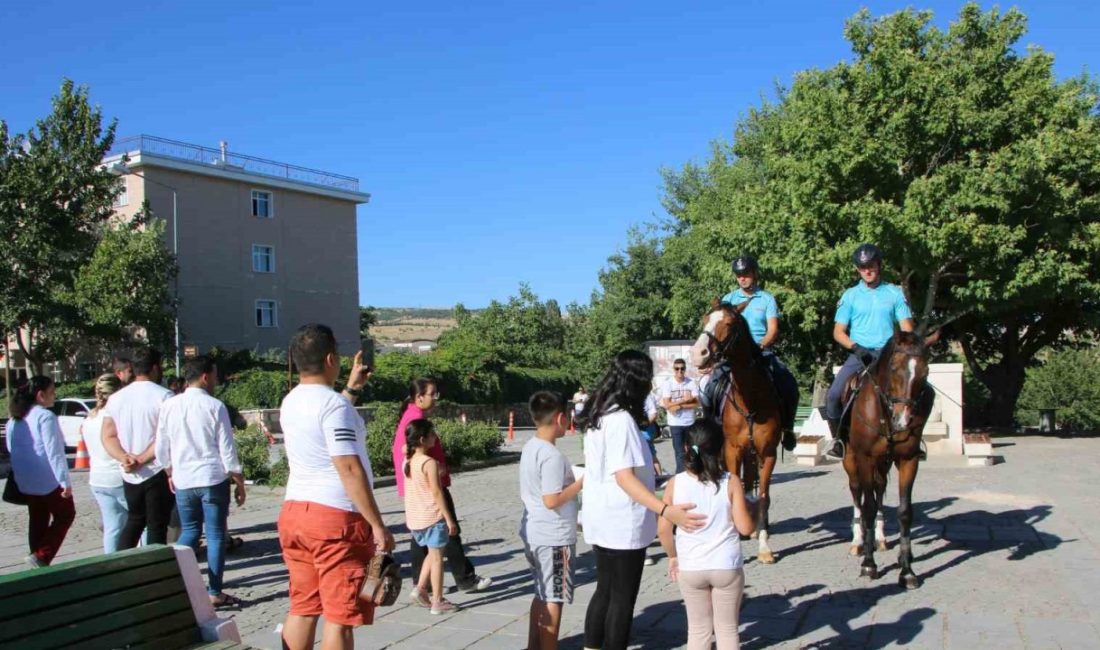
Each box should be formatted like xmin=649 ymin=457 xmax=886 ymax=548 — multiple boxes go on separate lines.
xmin=825 ymin=438 xmax=845 ymax=460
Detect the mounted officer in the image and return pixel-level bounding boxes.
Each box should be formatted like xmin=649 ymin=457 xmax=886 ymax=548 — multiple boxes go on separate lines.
xmin=825 ymin=243 xmax=915 ymax=459
xmin=701 ymin=254 xmax=799 ymax=451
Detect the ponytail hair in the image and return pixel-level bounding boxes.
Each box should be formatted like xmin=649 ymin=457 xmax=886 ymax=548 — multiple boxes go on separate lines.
xmin=403 ymin=418 xmax=435 ymax=478
xmin=398 ymin=378 xmax=436 ymax=418
xmin=9 ymin=376 xmax=55 ymax=420
xmin=683 ymin=420 xmax=726 ymax=492
xmin=91 ymin=373 xmax=122 ymax=416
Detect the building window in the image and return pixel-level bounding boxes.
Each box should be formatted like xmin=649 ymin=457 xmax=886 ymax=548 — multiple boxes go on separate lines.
xmin=251 ymin=190 xmax=273 ymax=218
xmin=252 ymin=245 xmax=275 ymax=273
xmin=256 ymin=300 xmax=278 ymax=328
xmin=114 ymin=179 xmax=129 ymax=207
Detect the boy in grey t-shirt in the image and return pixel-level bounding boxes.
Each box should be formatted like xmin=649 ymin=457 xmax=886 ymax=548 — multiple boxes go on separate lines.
xmin=520 ymin=391 xmax=584 ymax=650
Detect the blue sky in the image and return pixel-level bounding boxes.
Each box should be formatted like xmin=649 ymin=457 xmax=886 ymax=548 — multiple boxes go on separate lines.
xmin=2 ymin=1 xmax=1097 ymax=308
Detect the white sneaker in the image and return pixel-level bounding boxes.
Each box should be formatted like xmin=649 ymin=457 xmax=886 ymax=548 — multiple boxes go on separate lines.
xmin=462 ymin=575 xmax=493 ymax=592
xmin=643 ymin=556 xmax=656 ymax=566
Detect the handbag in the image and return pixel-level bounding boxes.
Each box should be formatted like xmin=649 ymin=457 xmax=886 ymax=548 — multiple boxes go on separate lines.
xmin=3 ymin=470 xmax=28 ymax=506
xmin=359 ymin=553 xmax=401 ymax=606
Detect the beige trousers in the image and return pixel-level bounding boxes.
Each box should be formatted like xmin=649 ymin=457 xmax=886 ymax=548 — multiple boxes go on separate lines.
xmin=677 ymin=568 xmax=745 ymax=650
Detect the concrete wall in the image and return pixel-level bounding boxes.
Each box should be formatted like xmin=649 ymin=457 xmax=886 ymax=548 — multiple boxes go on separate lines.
xmin=133 ymin=166 xmax=361 ymax=355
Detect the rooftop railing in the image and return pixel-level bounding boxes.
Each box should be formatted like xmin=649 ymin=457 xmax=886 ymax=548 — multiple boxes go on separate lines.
xmin=106 ymin=135 xmax=360 ymax=192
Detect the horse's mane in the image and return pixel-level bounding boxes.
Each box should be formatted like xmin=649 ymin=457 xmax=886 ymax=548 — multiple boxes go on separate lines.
xmin=718 ymin=301 xmax=764 ymax=361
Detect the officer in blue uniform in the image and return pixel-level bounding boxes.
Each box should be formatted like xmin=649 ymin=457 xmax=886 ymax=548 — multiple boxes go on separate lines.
xmin=712 ymin=254 xmax=799 ymax=451
xmin=825 ymin=243 xmax=914 ymax=459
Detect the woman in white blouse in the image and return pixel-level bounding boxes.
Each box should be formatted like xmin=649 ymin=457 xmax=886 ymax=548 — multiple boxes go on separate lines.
xmin=81 ymin=374 xmax=127 ymax=553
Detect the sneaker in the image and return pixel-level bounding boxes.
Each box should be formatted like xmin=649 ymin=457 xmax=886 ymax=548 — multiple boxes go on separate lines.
xmin=460 ymin=575 xmax=493 ymax=592
xmin=643 ymin=556 xmax=656 ymax=566
xmin=24 ymin=554 xmax=44 ymax=569
xmin=430 ymin=598 xmax=459 ymax=615
xmin=825 ymin=439 xmax=845 ymax=461
xmin=408 ymin=586 xmax=431 ymax=608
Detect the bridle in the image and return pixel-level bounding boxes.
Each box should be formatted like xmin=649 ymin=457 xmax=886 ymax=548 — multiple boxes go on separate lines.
xmin=701 ymin=308 xmax=743 ymax=368
xmin=860 ymin=348 xmax=929 ymax=439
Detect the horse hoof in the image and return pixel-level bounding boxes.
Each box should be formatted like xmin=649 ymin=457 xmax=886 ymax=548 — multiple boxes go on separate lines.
xmin=849 ymin=545 xmax=861 ymax=557
xmin=876 ymin=541 xmax=888 ymax=552
xmin=860 ymin=566 xmax=878 ymax=579
xmin=749 ymin=530 xmax=759 ymax=540
xmin=899 ymin=574 xmax=922 ymax=590
xmin=758 ymin=550 xmax=776 ymax=564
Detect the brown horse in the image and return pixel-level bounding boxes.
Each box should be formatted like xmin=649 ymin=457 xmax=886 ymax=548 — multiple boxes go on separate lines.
xmin=690 ymin=300 xmax=783 ymax=564
xmin=842 ymin=330 xmax=934 ymax=589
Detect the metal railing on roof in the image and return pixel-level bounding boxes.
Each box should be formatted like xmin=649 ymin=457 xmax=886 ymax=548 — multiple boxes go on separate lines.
xmin=106 ymin=135 xmax=360 ymax=192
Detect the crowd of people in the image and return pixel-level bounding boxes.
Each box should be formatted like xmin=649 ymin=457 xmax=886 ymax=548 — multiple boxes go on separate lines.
xmin=3 ymin=243 xmax=914 ymax=650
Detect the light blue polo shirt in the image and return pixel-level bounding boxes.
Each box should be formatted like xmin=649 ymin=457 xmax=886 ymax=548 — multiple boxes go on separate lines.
xmin=721 ymin=288 xmax=778 ymax=345
xmin=834 ymin=282 xmax=913 ymax=349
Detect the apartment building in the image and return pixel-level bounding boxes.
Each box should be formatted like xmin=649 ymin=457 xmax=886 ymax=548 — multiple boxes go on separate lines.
xmin=102 ymin=135 xmax=370 ymax=359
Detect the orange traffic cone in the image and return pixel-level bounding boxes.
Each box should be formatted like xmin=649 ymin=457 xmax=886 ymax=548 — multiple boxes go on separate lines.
xmin=74 ymin=436 xmax=91 ymax=470
xmin=508 ymin=410 xmax=515 ymax=442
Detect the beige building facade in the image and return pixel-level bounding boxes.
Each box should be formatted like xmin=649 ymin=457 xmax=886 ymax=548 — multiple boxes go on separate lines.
xmin=103 ymin=135 xmax=370 ymax=359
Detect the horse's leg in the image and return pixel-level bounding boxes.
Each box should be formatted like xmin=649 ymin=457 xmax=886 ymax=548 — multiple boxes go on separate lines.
xmin=859 ymin=462 xmax=879 ymax=579
xmin=756 ymin=453 xmax=777 ymax=564
xmin=896 ymin=456 xmax=922 ymax=589
xmin=844 ymin=451 xmax=862 ymax=556
xmin=876 ymin=510 xmax=887 ymax=552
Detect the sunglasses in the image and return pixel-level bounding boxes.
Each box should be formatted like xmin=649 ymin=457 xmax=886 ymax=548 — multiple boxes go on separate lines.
xmin=674 ymin=366 xmax=686 ymax=371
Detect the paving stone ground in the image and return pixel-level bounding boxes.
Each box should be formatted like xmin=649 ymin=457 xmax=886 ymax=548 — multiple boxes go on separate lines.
xmin=3 ymin=432 xmax=1099 ymax=649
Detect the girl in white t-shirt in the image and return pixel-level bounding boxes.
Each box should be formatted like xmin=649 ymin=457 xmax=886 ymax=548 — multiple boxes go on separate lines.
xmin=579 ymin=350 xmax=706 ymax=650
xmin=657 ymin=420 xmax=756 ymax=650
xmin=81 ymin=374 xmax=128 ymax=553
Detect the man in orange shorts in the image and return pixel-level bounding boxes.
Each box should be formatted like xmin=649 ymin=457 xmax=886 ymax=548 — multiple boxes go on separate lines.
xmin=278 ymin=323 xmax=395 ymax=650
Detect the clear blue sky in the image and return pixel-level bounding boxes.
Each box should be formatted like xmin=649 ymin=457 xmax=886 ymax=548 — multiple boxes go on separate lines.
xmin=2 ymin=1 xmax=1096 ymax=308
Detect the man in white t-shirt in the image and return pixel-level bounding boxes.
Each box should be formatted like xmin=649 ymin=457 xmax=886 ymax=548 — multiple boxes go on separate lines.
xmin=101 ymin=347 xmax=175 ymax=548
xmin=571 ymin=386 xmax=588 ymax=428
xmin=660 ymin=359 xmax=699 ymax=473
xmin=278 ymin=323 xmax=394 ymax=650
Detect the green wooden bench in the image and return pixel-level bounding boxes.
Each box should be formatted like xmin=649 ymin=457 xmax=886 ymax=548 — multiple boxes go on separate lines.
xmin=0 ymin=545 xmax=249 ymax=650
xmin=794 ymin=405 xmax=815 ymax=430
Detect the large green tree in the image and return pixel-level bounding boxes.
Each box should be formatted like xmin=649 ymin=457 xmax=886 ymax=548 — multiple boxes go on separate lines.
xmin=661 ymin=5 xmax=1100 ymax=424
xmin=1 ymin=80 xmax=178 ymax=372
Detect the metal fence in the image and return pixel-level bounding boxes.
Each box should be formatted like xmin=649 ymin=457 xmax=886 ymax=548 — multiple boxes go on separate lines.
xmin=107 ymin=135 xmax=360 ymax=192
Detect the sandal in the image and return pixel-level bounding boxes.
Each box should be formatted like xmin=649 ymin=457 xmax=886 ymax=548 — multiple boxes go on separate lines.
xmin=210 ymin=593 xmax=243 ymax=609
xmin=226 ymin=536 xmax=244 ymax=552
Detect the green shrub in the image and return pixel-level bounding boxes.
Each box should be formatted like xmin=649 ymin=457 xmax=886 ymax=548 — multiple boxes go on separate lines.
xmin=366 ymin=401 xmax=401 ymax=476
xmin=235 ymin=425 xmax=271 ymax=483
xmin=501 ymin=367 xmax=577 ymax=403
xmin=434 ymin=419 xmax=502 ymax=468
xmin=55 ymin=380 xmax=97 ymax=399
xmin=268 ymin=451 xmax=290 ymax=487
xmin=218 ymin=369 xmax=288 ymax=411
xmin=1016 ymin=347 xmax=1100 ymax=431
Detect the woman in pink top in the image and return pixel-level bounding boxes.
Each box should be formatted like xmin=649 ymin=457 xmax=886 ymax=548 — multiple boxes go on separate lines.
xmin=391 ymin=378 xmax=492 ymax=593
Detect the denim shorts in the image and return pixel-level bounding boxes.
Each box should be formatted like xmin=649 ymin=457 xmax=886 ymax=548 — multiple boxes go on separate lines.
xmin=411 ymin=520 xmax=448 ymax=549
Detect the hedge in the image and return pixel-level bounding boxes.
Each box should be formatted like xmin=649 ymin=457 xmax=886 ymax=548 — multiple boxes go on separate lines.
xmin=1016 ymin=347 xmax=1100 ymax=431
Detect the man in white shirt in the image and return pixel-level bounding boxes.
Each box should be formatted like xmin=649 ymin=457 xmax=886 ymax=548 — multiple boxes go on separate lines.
xmin=101 ymin=347 xmax=175 ymax=547
xmin=155 ymin=355 xmax=245 ymax=607
xmin=278 ymin=323 xmax=395 ymax=650
xmin=660 ymin=359 xmax=699 ymax=473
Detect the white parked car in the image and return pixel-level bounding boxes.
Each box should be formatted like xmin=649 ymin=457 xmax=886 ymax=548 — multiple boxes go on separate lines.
xmin=52 ymin=398 xmax=96 ymax=449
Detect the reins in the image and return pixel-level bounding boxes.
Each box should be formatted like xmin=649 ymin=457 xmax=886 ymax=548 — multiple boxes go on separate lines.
xmin=854 ymin=349 xmax=929 ymax=451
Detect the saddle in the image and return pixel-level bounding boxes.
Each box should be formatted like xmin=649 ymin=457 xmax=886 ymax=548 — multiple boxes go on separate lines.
xmin=701 ymin=359 xmax=796 ymax=431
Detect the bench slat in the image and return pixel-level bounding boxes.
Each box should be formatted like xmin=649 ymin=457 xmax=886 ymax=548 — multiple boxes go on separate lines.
xmin=16 ymin=594 xmax=196 ymax=650
xmin=180 ymin=640 xmax=248 ymax=650
xmin=0 ymin=546 xmax=177 ymax=596
xmin=0 ymin=571 xmax=188 ymax=643
xmin=128 ymin=626 xmax=216 ymax=650
xmin=0 ymin=558 xmax=183 ymax=622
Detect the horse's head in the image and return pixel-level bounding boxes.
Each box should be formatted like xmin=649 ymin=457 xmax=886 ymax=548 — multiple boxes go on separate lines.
xmin=690 ymin=299 xmax=751 ymax=371
xmin=877 ymin=331 xmax=930 ymax=432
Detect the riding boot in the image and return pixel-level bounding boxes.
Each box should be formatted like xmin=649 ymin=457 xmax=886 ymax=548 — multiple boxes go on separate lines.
xmin=781 ymin=427 xmax=797 ymax=452
xmin=825 ymin=418 xmax=845 ymax=460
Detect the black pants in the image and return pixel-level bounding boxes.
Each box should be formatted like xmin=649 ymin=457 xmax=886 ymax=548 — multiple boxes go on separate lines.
xmin=119 ymin=470 xmax=176 ymax=549
xmin=408 ymin=487 xmax=476 ymax=588
xmin=584 ymin=545 xmax=646 ymax=650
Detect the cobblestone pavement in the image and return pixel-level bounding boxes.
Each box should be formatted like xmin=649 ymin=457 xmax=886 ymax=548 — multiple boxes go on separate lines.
xmin=3 ymin=432 xmax=1099 ymax=649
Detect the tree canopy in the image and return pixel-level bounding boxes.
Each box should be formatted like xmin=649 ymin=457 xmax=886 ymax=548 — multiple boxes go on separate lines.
xmin=659 ymin=4 xmax=1100 ymax=423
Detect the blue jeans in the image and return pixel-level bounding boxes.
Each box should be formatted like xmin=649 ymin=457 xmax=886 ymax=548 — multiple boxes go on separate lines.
xmin=176 ymin=479 xmax=231 ymax=595
xmin=826 ymin=352 xmax=880 ymax=421
xmin=91 ymin=485 xmax=129 ymax=554
xmin=669 ymin=425 xmax=691 ymax=473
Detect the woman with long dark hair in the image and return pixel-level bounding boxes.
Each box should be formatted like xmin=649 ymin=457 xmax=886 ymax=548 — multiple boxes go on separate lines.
xmin=579 ymin=350 xmax=707 ymax=650
xmin=8 ymin=376 xmax=76 ymax=567
xmin=390 ymin=378 xmax=492 ymax=594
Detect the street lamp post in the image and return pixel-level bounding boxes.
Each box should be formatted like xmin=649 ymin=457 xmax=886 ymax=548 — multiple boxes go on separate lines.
xmin=108 ymin=162 xmax=181 ymax=377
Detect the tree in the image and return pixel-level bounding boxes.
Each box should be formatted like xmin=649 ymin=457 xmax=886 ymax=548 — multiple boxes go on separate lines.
xmin=358 ymin=306 xmax=378 ymax=339
xmin=1015 ymin=346 xmax=1100 ymax=431
xmin=1 ymin=80 xmax=180 ymax=372
xmin=660 ymin=5 xmax=1100 ymax=424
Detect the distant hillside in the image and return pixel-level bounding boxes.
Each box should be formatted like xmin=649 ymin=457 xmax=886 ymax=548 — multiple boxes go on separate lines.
xmin=370 ymin=307 xmax=467 ymax=344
